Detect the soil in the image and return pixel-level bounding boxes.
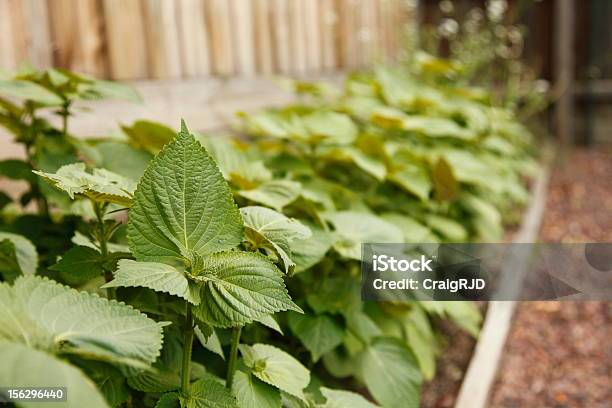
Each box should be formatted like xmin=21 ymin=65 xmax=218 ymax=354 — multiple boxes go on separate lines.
xmin=490 ymin=146 xmax=612 ymax=408
xmin=422 ymin=146 xmax=612 ymax=407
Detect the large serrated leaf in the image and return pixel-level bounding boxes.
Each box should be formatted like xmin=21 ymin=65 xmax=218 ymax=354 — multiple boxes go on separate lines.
xmin=232 ymin=370 xmax=281 ymax=408
xmin=239 ymin=343 xmax=310 ymax=400
xmin=0 ymin=276 xmax=166 ymax=368
xmin=241 ymin=206 xmax=311 ymax=274
xmin=102 ymin=259 xmax=201 ymax=305
xmin=34 ymin=163 xmax=136 ymax=206
xmin=0 ymin=341 xmax=109 ymax=408
xmin=190 ymin=251 xmax=301 ymax=328
xmin=128 ymin=122 xmax=243 ymax=263
xmin=360 ymin=338 xmax=422 ymax=408
xmin=287 ymin=312 xmax=345 ymax=362
xmin=182 ymin=375 xmax=238 ymax=408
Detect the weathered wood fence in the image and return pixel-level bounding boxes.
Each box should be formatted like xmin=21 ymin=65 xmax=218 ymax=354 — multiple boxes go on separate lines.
xmin=0 ymin=0 xmax=414 ymax=80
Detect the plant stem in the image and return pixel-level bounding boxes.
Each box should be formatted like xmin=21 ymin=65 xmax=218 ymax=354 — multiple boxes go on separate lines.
xmin=61 ymin=100 xmax=70 ymax=136
xmin=181 ymin=303 xmax=194 ymax=396
xmin=93 ymin=201 xmax=115 ymax=299
xmin=226 ymin=326 xmax=242 ymax=389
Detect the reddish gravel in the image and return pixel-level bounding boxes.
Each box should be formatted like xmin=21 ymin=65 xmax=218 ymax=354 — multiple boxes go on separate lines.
xmin=490 ymin=146 xmax=612 ymax=408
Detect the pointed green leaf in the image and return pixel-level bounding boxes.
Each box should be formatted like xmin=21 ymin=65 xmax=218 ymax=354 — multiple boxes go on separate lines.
xmin=239 ymin=343 xmax=310 ymax=400
xmin=0 ymin=341 xmax=109 ymax=408
xmin=238 ymin=180 xmax=301 ymax=211
xmin=255 ymin=314 xmax=283 ymax=334
xmin=320 ymin=387 xmax=380 ymax=408
xmin=324 ymin=212 xmax=403 ymax=260
xmin=241 ymin=206 xmax=311 ymax=274
xmin=50 ymin=245 xmax=104 ymax=285
xmin=195 ymin=325 xmax=225 ymax=359
xmin=0 ymin=276 xmax=166 ymax=368
xmin=34 ymin=163 xmax=137 ymax=205
xmin=128 ymin=124 xmax=243 ymax=263
xmin=287 ymin=312 xmax=345 ymax=362
xmin=0 ymin=232 xmax=38 ymax=277
xmin=183 ymin=375 xmax=238 ymax=408
xmin=102 ymin=259 xmax=200 ymax=305
xmin=360 ymin=338 xmax=422 ymax=408
xmin=232 ymin=370 xmax=281 ymax=408
xmin=190 ymin=251 xmax=301 ymax=328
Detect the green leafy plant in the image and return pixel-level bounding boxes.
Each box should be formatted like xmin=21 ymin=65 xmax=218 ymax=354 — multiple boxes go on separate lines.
xmin=0 ymin=57 xmax=537 ymax=407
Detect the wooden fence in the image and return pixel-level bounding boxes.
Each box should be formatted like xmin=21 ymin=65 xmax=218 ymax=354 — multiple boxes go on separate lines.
xmin=0 ymin=0 xmax=414 ymax=80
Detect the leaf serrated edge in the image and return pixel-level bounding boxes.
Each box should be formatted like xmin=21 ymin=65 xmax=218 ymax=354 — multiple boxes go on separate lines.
xmin=127 ymin=122 xmax=243 ymax=261
xmin=17 ymin=275 xmax=170 ymax=364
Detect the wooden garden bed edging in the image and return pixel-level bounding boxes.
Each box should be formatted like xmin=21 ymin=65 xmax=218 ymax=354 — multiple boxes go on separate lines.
xmin=454 ymin=147 xmax=553 ymax=408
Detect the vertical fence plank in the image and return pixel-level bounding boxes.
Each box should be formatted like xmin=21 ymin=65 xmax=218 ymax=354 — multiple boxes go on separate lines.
xmin=319 ymin=0 xmax=337 ymax=71
xmin=177 ymin=0 xmax=210 ymax=77
xmin=142 ymin=0 xmax=182 ymax=79
xmin=303 ymin=0 xmax=321 ymax=73
xmin=230 ymin=0 xmax=256 ymax=76
xmin=0 ymin=0 xmax=17 ymax=69
xmin=289 ymin=0 xmax=307 ymax=74
xmin=48 ymin=0 xmax=108 ymax=77
xmin=206 ymin=0 xmax=234 ymax=76
xmin=271 ymin=0 xmax=290 ymax=74
xmin=21 ymin=0 xmax=53 ymax=69
xmin=103 ymin=0 xmax=148 ymax=80
xmin=253 ymin=0 xmax=274 ymax=74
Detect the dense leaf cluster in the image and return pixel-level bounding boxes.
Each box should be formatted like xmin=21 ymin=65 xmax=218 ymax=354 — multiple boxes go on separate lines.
xmin=0 ymin=59 xmax=536 ymax=408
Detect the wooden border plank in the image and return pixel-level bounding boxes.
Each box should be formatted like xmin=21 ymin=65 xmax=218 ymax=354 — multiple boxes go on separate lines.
xmin=454 ymin=149 xmax=553 ymax=408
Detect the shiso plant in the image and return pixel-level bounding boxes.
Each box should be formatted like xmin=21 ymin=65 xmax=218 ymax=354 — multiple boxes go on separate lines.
xmin=0 ymin=58 xmax=537 ymax=407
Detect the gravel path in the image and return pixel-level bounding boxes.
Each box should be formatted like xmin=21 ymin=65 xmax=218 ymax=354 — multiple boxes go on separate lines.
xmin=489 ymin=147 xmax=612 ymax=408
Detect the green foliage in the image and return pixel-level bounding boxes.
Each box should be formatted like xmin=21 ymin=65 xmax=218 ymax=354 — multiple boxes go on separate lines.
xmin=0 ymin=276 xmax=166 ymax=368
xmin=0 ymin=341 xmax=109 ymax=408
xmin=0 ymin=232 xmax=38 ymax=281
xmin=190 ymin=251 xmax=301 ymax=328
xmin=239 ymin=343 xmax=310 ymax=400
xmin=127 ymin=123 xmax=243 ymax=263
xmin=360 ymin=338 xmax=422 ymax=408
xmin=0 ymin=59 xmax=537 ymax=407
xmin=34 ymin=163 xmax=136 ymax=206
